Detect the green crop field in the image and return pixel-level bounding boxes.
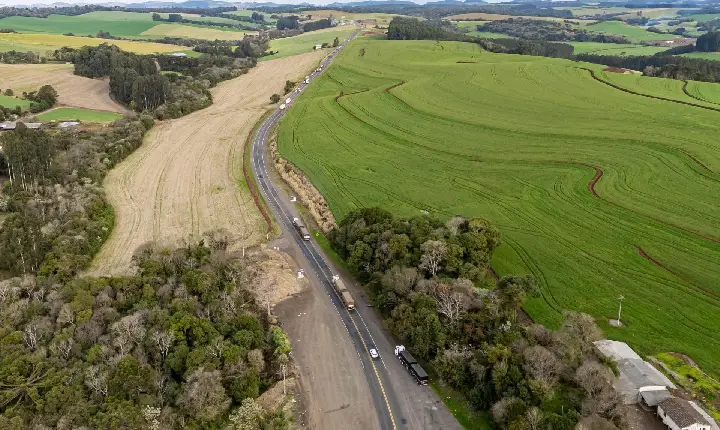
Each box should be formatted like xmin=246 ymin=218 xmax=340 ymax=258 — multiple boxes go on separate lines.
xmin=682 ymin=51 xmax=720 ymax=61
xmin=594 ymin=70 xmax=720 ymax=108
xmin=685 ymin=80 xmax=720 ymax=105
xmin=277 ymin=38 xmax=720 ymax=376
xmin=0 ymin=94 xmax=31 ymax=109
xmin=587 ymin=21 xmax=681 ymax=42
xmin=37 ymin=107 xmax=123 ymax=123
xmin=569 ymin=42 xmax=667 ymax=55
xmin=260 ymin=27 xmax=356 ymax=61
xmin=0 ymin=12 xmax=159 ymax=37
xmin=683 ymin=13 xmax=720 ymax=22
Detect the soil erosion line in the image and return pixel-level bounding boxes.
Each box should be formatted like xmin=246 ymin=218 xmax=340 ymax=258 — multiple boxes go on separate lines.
xmin=580 ymin=67 xmax=720 ymax=113
xmin=560 ymin=161 xmax=720 ymax=244
xmin=637 ymin=247 xmax=716 ymax=298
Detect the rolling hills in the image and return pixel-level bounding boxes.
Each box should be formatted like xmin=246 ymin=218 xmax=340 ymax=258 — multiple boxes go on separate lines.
xmin=277 ymin=39 xmax=720 ymax=376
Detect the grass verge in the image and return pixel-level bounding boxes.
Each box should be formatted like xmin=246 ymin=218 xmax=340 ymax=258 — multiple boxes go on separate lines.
xmin=37 ymin=107 xmax=123 ymax=123
xmin=431 ymin=378 xmax=494 ymax=429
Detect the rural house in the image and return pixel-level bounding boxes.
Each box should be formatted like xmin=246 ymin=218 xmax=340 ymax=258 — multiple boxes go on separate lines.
xmin=657 ymin=397 xmax=711 ymax=430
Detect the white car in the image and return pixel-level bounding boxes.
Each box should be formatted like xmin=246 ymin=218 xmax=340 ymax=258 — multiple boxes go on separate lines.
xmin=369 ymin=348 xmax=379 ymax=359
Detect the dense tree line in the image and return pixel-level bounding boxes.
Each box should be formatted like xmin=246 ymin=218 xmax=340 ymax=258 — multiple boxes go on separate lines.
xmin=149 ymin=12 xmax=258 ymax=32
xmin=71 ymin=42 xmax=265 ymax=119
xmin=329 ymin=208 xmax=625 ymax=429
xmin=0 ymin=85 xmax=57 ymax=119
xmin=0 ymin=50 xmax=42 ymax=64
xmin=388 ymin=17 xmax=575 ymax=58
xmin=302 ymin=18 xmax=333 ymax=33
xmin=255 ymin=4 xmax=572 ymax=20
xmin=696 ymin=31 xmax=720 ymax=52
xmin=0 ymin=116 xmax=153 ymax=279
xmin=0 ymin=241 xmax=293 ymax=429
xmin=276 ymin=16 xmax=300 ymax=30
xmin=477 ymin=18 xmax=631 ymax=44
xmin=576 ymin=53 xmax=720 ymax=82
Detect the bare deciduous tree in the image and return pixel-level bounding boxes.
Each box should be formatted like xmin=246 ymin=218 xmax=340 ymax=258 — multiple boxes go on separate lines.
xmin=575 ymin=361 xmax=613 ymax=398
xmin=446 ymin=216 xmax=466 ymax=235
xmin=111 ymin=311 xmax=146 ymax=355
xmin=526 ymin=406 xmax=543 ymax=430
xmin=23 ymin=324 xmax=38 ymax=350
xmin=248 ymin=349 xmax=265 ymax=373
xmin=523 ymin=345 xmax=561 ymax=386
xmin=562 ymin=311 xmax=602 ymax=352
xmin=182 ymin=368 xmax=231 ymax=421
xmin=85 ymin=366 xmax=108 ymax=397
xmin=208 ymin=337 xmax=226 ymax=359
xmin=419 ymin=240 xmax=447 ymax=277
xmin=433 ymin=283 xmax=470 ymax=324
xmin=491 ymin=396 xmax=519 ymax=425
xmin=51 ymin=338 xmax=74 ymax=361
xmin=152 ymin=330 xmax=175 ymax=359
xmin=57 ymin=303 xmax=75 ymax=326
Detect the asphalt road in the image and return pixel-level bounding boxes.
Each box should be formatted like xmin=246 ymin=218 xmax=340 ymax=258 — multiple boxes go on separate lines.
xmin=251 ymin=33 xmax=462 ymax=430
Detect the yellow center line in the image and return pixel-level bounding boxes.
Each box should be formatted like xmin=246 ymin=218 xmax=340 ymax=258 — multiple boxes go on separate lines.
xmin=348 ymin=312 xmax=398 ymax=430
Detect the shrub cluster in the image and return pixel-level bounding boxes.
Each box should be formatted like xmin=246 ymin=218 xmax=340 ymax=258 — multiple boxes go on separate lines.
xmin=0 ymin=242 xmax=292 ymax=429
xmin=330 ymin=208 xmax=626 ymax=429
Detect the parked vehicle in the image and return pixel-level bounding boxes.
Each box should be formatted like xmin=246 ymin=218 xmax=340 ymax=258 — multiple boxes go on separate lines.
xmin=395 ymin=345 xmax=428 ymax=385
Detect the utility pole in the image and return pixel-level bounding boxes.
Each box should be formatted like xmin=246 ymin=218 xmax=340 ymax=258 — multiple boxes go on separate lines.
xmin=617 ymin=295 xmax=624 ymax=326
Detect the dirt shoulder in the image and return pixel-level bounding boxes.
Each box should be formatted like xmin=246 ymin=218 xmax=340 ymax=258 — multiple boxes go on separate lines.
xmin=0 ymin=63 xmax=128 ymax=114
xmin=273 ymin=236 xmax=380 ymax=430
xmin=86 ymin=51 xmax=325 ymax=276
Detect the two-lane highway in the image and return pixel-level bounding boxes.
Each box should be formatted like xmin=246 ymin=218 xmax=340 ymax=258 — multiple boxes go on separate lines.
xmin=250 ymin=32 xmax=405 ymax=430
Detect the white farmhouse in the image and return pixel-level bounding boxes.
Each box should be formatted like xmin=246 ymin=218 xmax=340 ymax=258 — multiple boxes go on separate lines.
xmin=657 ymin=397 xmax=711 ymax=430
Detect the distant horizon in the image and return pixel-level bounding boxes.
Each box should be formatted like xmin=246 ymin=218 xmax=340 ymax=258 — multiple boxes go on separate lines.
xmin=0 ymin=0 xmax=521 ymax=7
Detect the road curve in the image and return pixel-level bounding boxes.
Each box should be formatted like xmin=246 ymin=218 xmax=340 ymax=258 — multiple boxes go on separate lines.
xmin=250 ymin=32 xmax=406 ymax=430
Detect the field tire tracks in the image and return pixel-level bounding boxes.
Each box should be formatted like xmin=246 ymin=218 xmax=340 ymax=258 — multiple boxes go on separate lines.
xmin=580 ymin=67 xmax=720 ymax=113
xmin=637 ymin=247 xmax=717 ymax=298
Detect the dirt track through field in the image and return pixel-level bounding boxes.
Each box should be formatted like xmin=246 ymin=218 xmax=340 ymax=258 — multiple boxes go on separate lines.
xmin=87 ymin=52 xmax=324 ymax=276
xmin=0 ymin=63 xmax=128 ymax=113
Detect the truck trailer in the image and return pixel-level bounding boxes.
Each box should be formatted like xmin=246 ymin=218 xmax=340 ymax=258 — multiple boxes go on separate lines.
xmin=332 ymin=275 xmax=355 ymax=310
xmin=292 ymin=217 xmax=311 ymax=240
xmin=394 ymin=345 xmax=429 ymax=385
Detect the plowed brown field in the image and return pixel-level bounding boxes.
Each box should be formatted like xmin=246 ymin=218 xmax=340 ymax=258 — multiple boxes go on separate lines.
xmin=87 ymin=51 xmax=324 ymax=276
xmin=0 ymin=63 xmax=128 ymax=113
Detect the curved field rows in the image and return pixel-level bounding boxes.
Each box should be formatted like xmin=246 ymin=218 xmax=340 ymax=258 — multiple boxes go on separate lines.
xmin=0 ymin=63 xmax=128 ymax=113
xmin=87 ymin=51 xmax=324 ymax=276
xmin=278 ymin=40 xmax=720 ymax=375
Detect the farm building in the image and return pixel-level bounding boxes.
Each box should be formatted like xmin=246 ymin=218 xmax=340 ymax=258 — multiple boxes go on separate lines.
xmin=0 ymin=121 xmax=41 ymax=131
xmin=594 ymin=340 xmax=675 ymax=404
xmin=657 ymin=397 xmax=711 ymax=430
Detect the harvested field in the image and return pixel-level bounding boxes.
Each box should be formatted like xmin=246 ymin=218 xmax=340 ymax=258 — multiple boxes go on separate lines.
xmin=86 ymin=51 xmax=325 ymax=276
xmin=278 ymin=39 xmax=720 ymax=376
xmin=0 ymin=33 xmax=186 ymax=55
xmin=0 ymin=63 xmax=128 ymax=113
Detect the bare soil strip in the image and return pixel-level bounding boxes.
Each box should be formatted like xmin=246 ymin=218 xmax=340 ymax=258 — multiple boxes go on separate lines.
xmin=87 ymin=51 xmax=324 ymax=276
xmin=0 ymin=63 xmax=128 ymax=114
xmin=637 ymin=247 xmax=716 ymax=298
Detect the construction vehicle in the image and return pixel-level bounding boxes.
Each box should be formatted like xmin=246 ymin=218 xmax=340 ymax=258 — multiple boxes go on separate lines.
xmin=292 ymin=217 xmax=311 ymax=240
xmin=395 ymin=345 xmax=428 ymax=385
xmin=332 ymin=275 xmax=355 ymax=310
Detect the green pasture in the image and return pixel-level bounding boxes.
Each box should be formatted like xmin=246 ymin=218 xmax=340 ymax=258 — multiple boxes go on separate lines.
xmin=37 ymin=108 xmax=123 ymax=123
xmin=682 ymin=51 xmax=720 ymax=61
xmin=260 ymin=27 xmax=356 ymax=61
xmin=0 ymin=12 xmax=158 ymax=37
xmin=569 ymin=41 xmax=667 ymax=55
xmin=587 ymin=20 xmax=680 ymax=42
xmin=0 ymin=94 xmax=31 ymax=109
xmin=277 ymin=39 xmax=720 ymax=376
xmin=683 ymin=13 xmax=720 ymax=22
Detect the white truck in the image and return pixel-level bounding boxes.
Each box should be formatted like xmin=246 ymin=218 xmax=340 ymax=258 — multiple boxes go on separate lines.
xmin=285 ymin=97 xmax=292 ymax=104
xmin=279 ymin=103 xmax=286 ymax=110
